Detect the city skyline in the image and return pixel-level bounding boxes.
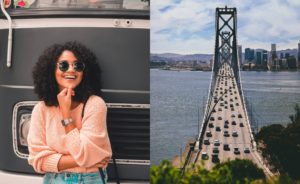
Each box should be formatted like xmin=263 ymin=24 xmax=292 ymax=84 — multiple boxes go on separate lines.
xmin=151 ymin=0 xmax=300 ymax=54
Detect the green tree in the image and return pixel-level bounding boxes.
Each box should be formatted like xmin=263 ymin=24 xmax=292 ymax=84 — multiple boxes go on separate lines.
xmin=150 ymin=160 xmax=181 ymax=184
xmin=151 ymin=159 xmax=266 ymax=184
xmin=256 ymin=104 xmax=300 ymax=180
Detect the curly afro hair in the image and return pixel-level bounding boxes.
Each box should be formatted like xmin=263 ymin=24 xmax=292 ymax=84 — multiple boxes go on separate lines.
xmin=32 ymin=41 xmax=102 ymax=106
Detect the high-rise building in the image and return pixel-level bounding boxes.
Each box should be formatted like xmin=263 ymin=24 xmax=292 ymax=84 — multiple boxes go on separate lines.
xmin=238 ymin=45 xmax=242 ymax=64
xmin=287 ymin=56 xmax=297 ymax=69
xmin=280 ymin=53 xmax=284 ymax=59
xmin=245 ymin=48 xmax=255 ymax=62
xmin=255 ymin=50 xmax=262 ymax=65
xmin=271 ymin=43 xmax=277 ymax=60
xmin=298 ymin=41 xmax=300 ymax=68
xmin=262 ymin=50 xmax=268 ymax=67
xmin=285 ymin=53 xmax=290 ymax=58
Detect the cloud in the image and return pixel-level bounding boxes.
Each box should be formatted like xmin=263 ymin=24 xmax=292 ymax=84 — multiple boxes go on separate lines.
xmin=151 ymin=0 xmax=300 ymax=54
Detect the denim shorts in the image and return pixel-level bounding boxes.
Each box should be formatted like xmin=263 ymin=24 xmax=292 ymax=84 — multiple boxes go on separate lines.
xmin=43 ymin=170 xmax=107 ymax=184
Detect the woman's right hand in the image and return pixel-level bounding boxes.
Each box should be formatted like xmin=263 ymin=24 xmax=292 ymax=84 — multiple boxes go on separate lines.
xmin=57 ymin=88 xmax=72 ymax=118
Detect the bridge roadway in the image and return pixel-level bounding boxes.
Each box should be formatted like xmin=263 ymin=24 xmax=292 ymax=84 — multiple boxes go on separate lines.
xmin=191 ymin=63 xmax=262 ymax=170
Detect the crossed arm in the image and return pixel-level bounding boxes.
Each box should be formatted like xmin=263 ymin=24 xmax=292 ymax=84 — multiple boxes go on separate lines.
xmin=58 ymin=154 xmax=110 ymax=171
xmin=27 ymin=93 xmax=112 ymax=173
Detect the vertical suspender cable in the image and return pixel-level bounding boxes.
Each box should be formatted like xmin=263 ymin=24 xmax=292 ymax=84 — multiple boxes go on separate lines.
xmin=0 ymin=0 xmax=13 ymax=68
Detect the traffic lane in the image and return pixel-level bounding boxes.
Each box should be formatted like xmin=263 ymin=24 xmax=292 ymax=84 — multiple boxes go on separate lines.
xmin=200 ymin=64 xmax=255 ymax=168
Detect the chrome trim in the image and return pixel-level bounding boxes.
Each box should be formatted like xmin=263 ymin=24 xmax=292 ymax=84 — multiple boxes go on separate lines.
xmin=12 ymin=101 xmax=38 ymax=159
xmin=106 ymin=103 xmax=149 ymax=109
xmin=0 ymin=85 xmax=149 ymax=94
xmin=0 ymin=18 xmax=149 ymax=29
xmin=12 ymin=101 xmax=149 ymax=159
xmin=0 ymin=85 xmax=34 ymax=89
xmin=111 ymin=159 xmax=150 ymax=165
xmin=102 ymin=89 xmax=149 ymax=94
xmin=0 ymin=0 xmax=13 ymax=68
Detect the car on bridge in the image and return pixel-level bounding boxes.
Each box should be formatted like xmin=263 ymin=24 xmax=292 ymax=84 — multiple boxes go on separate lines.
xmin=212 ymin=147 xmax=219 ymax=153
xmin=212 ymin=153 xmax=220 ymax=163
xmin=204 ymin=139 xmax=210 ymax=145
xmin=234 ymin=147 xmax=240 ymax=154
xmin=232 ymin=131 xmax=238 ymax=137
xmin=223 ymin=131 xmax=230 ymax=137
xmin=214 ymin=140 xmax=220 ymax=146
xmin=206 ymin=131 xmax=212 ymax=137
xmin=201 ymin=152 xmax=209 ymax=160
xmin=223 ymin=143 xmax=230 ymax=151
xmin=244 ymin=147 xmax=250 ymax=153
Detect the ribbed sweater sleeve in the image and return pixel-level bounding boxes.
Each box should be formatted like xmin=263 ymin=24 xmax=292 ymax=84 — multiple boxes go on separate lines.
xmin=63 ymin=96 xmax=112 ymax=167
xmin=27 ymin=102 xmax=62 ymax=173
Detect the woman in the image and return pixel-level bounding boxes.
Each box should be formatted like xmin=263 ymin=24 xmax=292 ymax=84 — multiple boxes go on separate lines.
xmin=27 ymin=41 xmax=112 ymax=184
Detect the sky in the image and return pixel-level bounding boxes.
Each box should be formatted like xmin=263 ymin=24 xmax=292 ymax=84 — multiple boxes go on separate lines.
xmin=151 ymin=0 xmax=300 ymax=54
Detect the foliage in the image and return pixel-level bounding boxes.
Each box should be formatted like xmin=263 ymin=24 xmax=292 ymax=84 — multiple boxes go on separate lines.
xmin=214 ymin=159 xmax=265 ymax=183
xmin=150 ymin=159 xmax=265 ymax=184
xmin=256 ymin=104 xmax=300 ymax=180
xmin=150 ymin=160 xmax=181 ymax=184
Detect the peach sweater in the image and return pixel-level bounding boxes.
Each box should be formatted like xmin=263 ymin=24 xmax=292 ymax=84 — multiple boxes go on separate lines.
xmin=27 ymin=95 xmax=112 ymax=174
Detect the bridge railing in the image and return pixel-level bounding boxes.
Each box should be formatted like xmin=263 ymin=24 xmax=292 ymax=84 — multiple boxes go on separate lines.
xmin=195 ymin=56 xmax=217 ymax=150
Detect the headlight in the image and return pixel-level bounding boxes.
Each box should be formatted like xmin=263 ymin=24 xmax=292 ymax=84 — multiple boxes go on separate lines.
xmin=18 ymin=114 xmax=31 ymax=147
xmin=12 ymin=101 xmax=37 ymax=159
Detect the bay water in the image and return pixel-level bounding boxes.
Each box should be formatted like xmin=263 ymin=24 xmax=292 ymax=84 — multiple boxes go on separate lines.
xmin=150 ymin=69 xmax=300 ymax=165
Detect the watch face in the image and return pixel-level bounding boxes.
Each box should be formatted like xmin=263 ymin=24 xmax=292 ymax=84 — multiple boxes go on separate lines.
xmin=61 ymin=119 xmax=72 ymax=126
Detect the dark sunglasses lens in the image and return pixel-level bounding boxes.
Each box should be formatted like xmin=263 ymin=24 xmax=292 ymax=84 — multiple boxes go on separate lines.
xmin=74 ymin=62 xmax=85 ymax=72
xmin=58 ymin=61 xmax=69 ymax=72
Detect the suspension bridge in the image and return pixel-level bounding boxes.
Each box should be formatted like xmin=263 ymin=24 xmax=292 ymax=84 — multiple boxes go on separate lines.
xmin=176 ymin=7 xmax=274 ymax=177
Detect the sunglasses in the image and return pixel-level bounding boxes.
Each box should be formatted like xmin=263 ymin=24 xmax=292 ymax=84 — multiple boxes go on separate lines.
xmin=57 ymin=60 xmax=85 ymax=72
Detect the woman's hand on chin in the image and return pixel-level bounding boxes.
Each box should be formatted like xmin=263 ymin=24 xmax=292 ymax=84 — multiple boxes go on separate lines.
xmin=57 ymin=87 xmax=72 ymax=118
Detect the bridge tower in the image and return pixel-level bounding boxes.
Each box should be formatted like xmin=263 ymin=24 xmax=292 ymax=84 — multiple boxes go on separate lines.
xmin=197 ymin=6 xmax=248 ymax=151
xmin=213 ymin=6 xmax=239 ymax=81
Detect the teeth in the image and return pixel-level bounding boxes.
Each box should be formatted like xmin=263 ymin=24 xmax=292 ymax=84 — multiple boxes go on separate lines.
xmin=64 ymin=76 xmax=76 ymax=79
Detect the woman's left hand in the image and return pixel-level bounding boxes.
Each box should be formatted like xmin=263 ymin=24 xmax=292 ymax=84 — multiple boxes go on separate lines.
xmin=89 ymin=157 xmax=110 ymax=168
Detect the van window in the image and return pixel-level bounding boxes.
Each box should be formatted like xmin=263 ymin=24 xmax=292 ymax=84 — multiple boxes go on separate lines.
xmin=13 ymin=0 xmax=149 ymax=10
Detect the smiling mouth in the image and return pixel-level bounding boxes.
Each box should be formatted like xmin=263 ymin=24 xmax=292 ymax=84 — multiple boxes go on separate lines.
xmin=64 ymin=75 xmax=76 ymax=79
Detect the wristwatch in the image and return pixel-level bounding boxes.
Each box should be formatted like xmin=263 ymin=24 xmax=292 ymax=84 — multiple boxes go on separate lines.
xmin=61 ymin=118 xmax=73 ymax=126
